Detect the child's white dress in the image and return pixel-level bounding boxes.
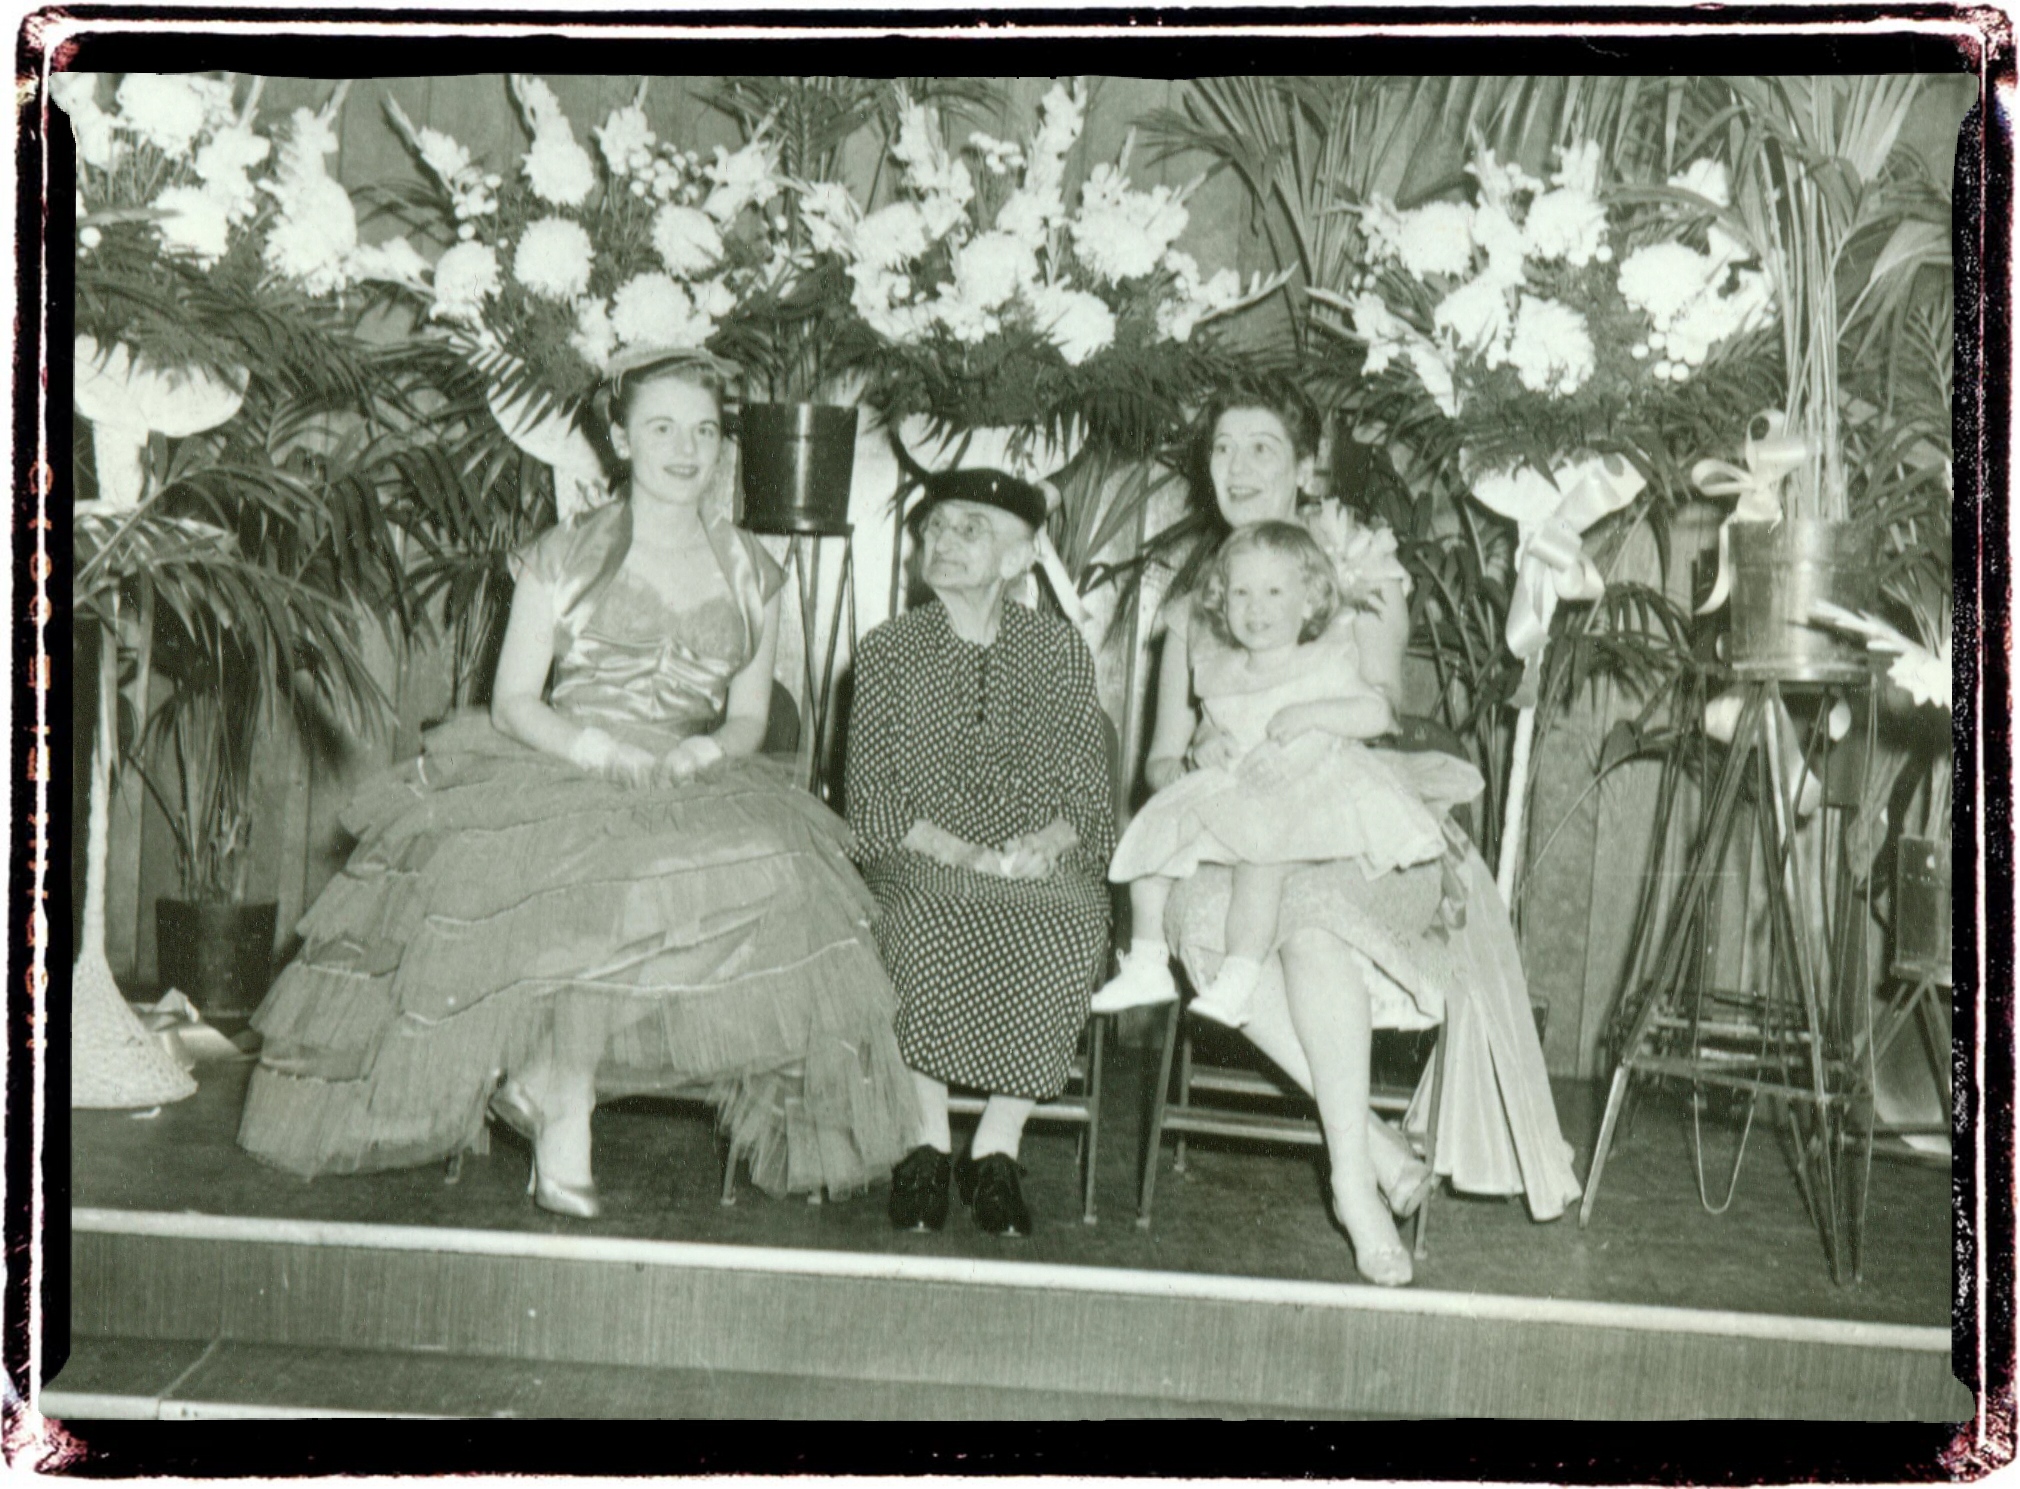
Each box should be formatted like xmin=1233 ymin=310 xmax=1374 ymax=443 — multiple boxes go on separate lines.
xmin=1109 ymin=627 xmax=1483 ymax=885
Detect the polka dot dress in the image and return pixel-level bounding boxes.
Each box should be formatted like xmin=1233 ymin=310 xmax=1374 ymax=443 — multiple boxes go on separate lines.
xmin=846 ymin=601 xmax=1115 ymax=1099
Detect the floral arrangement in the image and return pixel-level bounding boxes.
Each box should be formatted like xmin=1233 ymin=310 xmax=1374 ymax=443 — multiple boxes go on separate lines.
xmin=1314 ymin=142 xmax=1775 ymax=483
xmin=381 ymin=76 xmax=795 ymax=420
xmin=794 ymin=83 xmax=1282 ymax=444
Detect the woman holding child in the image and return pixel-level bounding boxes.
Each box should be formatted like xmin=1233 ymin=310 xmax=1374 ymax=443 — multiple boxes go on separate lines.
xmin=1094 ymin=376 xmax=1581 ymax=1286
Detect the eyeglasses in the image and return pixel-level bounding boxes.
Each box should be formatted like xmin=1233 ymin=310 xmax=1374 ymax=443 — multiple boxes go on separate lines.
xmin=920 ymin=509 xmax=1000 ymax=544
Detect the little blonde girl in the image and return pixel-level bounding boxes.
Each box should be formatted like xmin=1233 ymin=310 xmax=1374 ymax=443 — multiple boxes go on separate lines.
xmin=1095 ymin=521 xmax=1481 ymax=1026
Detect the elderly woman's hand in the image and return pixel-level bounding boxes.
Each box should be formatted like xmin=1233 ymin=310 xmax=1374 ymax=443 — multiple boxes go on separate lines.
xmin=998 ymin=819 xmax=1079 ymax=879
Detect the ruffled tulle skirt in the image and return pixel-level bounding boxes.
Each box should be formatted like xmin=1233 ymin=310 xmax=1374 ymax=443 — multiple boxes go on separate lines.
xmin=1110 ymin=737 xmax=1482 ymax=882
xmin=237 ymin=712 xmax=917 ymax=1198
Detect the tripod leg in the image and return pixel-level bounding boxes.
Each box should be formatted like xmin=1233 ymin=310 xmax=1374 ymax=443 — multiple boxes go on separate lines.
xmin=1580 ymin=1062 xmax=1633 ymax=1228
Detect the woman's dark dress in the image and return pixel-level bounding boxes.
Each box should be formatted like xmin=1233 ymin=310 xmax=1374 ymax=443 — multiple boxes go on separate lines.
xmin=846 ymin=600 xmax=1115 ymax=1100
xmin=237 ymin=500 xmax=916 ymax=1197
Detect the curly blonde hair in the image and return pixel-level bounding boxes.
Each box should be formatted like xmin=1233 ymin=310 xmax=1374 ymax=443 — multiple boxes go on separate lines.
xmin=1193 ymin=520 xmax=1339 ymax=649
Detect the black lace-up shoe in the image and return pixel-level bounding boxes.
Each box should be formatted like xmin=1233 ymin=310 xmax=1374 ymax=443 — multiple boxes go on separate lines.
xmin=962 ymin=1153 xmax=1031 ymax=1237
xmin=888 ymin=1145 xmax=951 ymax=1231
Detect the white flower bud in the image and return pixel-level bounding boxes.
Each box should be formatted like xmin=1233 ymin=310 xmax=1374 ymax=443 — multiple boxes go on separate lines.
xmin=1629 ymin=342 xmax=1648 ymax=359
xmin=458 ymin=222 xmax=476 ymax=240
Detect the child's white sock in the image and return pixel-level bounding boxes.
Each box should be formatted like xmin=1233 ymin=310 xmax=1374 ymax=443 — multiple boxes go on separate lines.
xmin=1090 ymin=938 xmax=1178 ymax=1012
xmin=1192 ymin=954 xmax=1262 ymax=1028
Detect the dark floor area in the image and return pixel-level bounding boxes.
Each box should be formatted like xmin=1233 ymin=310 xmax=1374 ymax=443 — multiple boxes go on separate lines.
xmin=71 ymin=1047 xmax=1951 ymax=1326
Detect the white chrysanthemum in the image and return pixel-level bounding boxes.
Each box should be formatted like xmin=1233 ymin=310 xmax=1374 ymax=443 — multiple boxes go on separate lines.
xmin=570 ymin=296 xmax=616 ymax=370
xmin=1617 ymin=242 xmax=1718 ymax=328
xmin=52 ymin=73 xmax=120 ymax=170
xmin=1552 ymin=140 xmax=1603 ymax=195
xmin=702 ymin=136 xmax=782 ymax=225
xmin=114 ymin=74 xmax=213 ymax=158
xmin=611 ymin=272 xmax=712 ymax=348
xmin=1348 ymin=291 xmax=1413 ymax=375
xmin=850 ymin=265 xmax=932 ymax=343
xmin=854 ymin=202 xmax=931 ymax=271
xmin=1028 ymin=282 xmax=1115 ymax=366
xmin=1668 ymin=158 xmax=1731 ymax=208
xmin=951 ymin=231 xmax=1038 ymax=310
xmin=525 ymin=132 xmax=596 ymax=208
xmin=795 ymin=180 xmax=859 ymax=256
xmin=933 ymin=288 xmax=1001 ymax=344
xmin=1663 ymin=268 xmax=1774 ymax=368
xmin=430 ymin=240 xmax=501 ymax=324
xmin=648 ymin=203 xmax=723 ymax=278
xmin=891 ymin=98 xmax=973 ymax=239
xmin=1523 ymin=186 xmax=1610 ymax=267
xmin=193 ymin=123 xmax=270 ymax=222
xmin=512 ymin=216 xmax=594 ymax=301
xmin=152 ymin=185 xmax=233 ymax=264
xmin=350 ymin=235 xmax=432 ymax=291
xmin=1432 ymin=274 xmax=1514 ymax=356
xmin=1470 ymin=202 xmax=1528 ymax=285
xmin=594 ymin=104 xmax=655 ymax=178
xmin=1398 ymin=202 xmax=1477 ymax=278
xmin=1070 ymin=163 xmax=1189 ymax=283
xmin=1506 ymin=294 xmax=1594 ymax=397
xmin=1029 ymin=83 xmax=1082 ymax=173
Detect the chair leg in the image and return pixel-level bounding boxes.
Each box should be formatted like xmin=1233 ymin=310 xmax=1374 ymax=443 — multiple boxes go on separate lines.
xmin=1081 ymin=1016 xmax=1105 ymax=1225
xmin=1173 ymin=1027 xmax=1194 ymax=1174
xmin=719 ymin=1141 xmax=738 ymax=1206
xmin=1137 ymin=999 xmax=1183 ymax=1228
xmin=1413 ymin=1023 xmax=1447 ymax=1260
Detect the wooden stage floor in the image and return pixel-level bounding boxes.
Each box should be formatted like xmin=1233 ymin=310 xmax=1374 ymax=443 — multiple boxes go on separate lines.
xmin=53 ymin=1045 xmax=1965 ymax=1421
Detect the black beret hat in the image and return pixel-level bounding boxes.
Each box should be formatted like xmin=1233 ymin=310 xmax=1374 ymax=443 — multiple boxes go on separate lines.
xmin=906 ymin=467 xmax=1048 ymax=535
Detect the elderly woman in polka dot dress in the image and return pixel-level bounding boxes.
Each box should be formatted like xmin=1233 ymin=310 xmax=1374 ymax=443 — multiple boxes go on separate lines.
xmin=845 ymin=468 xmax=1116 ymax=1236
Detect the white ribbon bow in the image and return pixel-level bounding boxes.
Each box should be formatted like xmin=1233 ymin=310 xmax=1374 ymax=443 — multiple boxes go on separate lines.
xmin=1470 ymin=453 xmax=1645 ymax=705
xmin=1691 ymin=410 xmax=1813 ymax=614
xmin=73 ymin=336 xmax=248 ymax=511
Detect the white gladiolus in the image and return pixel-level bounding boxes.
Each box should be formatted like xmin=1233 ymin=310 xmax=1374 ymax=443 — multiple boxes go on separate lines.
xmin=1028 ymin=282 xmax=1115 ymax=365
xmin=892 ymin=98 xmax=974 ymax=232
xmin=854 ymin=202 xmax=931 ymax=271
xmin=611 ymin=272 xmax=712 ymax=348
xmin=261 ymin=104 xmax=360 ymax=295
xmin=514 ymin=75 xmax=597 ymax=208
xmin=152 ymin=185 xmax=234 ymax=264
xmin=1552 ymin=140 xmax=1603 ymax=195
xmin=1506 ymin=294 xmax=1594 ymax=397
xmin=968 ymin=131 xmax=1023 ymax=175
xmin=430 ymin=240 xmax=501 ymax=323
xmin=570 ymin=296 xmax=616 ymax=369
xmin=192 ymin=124 xmax=270 ymax=221
xmin=699 ymin=279 xmax=738 ymax=320
xmin=1406 ymin=342 xmax=1460 ymax=417
xmin=1471 ymin=203 xmax=1529 ymax=285
xmin=651 ymin=203 xmax=723 ymax=276
xmin=795 ymin=180 xmax=859 ymax=256
xmin=512 ymin=216 xmax=594 ymax=301
xmin=350 ymin=235 xmax=432 ymax=292
xmin=114 ymin=74 xmax=215 ymax=158
xmin=951 ymin=231 xmax=1038 ymax=310
xmin=594 ymin=104 xmax=655 ymax=178
xmin=1667 ymin=158 xmax=1731 ymax=208
xmin=702 ymin=136 xmax=782 ymax=224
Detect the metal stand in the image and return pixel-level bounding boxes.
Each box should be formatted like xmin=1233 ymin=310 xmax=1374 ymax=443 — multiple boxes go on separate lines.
xmin=782 ymin=527 xmax=855 ymax=805
xmin=1581 ymin=677 xmax=1878 ymax=1284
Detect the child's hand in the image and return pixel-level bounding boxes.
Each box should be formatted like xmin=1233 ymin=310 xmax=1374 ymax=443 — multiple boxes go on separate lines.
xmin=1144 ymin=755 xmax=1186 ymax=793
xmin=1186 ymin=723 xmax=1240 ymax=772
xmin=1238 ymin=739 xmax=1296 ymax=790
xmin=1265 ymin=703 xmax=1321 ymax=743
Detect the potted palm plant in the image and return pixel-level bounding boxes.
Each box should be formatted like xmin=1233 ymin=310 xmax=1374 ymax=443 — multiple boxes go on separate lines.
xmin=63 ymin=72 xmax=402 ymax=1033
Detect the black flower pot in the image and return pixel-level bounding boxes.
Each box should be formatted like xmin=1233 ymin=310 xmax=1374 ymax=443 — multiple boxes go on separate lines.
xmin=155 ymin=898 xmax=277 ymax=1026
xmin=738 ymin=402 xmax=857 ymax=536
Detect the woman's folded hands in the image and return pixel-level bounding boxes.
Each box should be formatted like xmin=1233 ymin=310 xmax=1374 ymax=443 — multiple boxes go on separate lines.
xmin=902 ymin=818 xmax=1077 ymax=880
xmin=565 ymin=725 xmax=727 ymax=788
